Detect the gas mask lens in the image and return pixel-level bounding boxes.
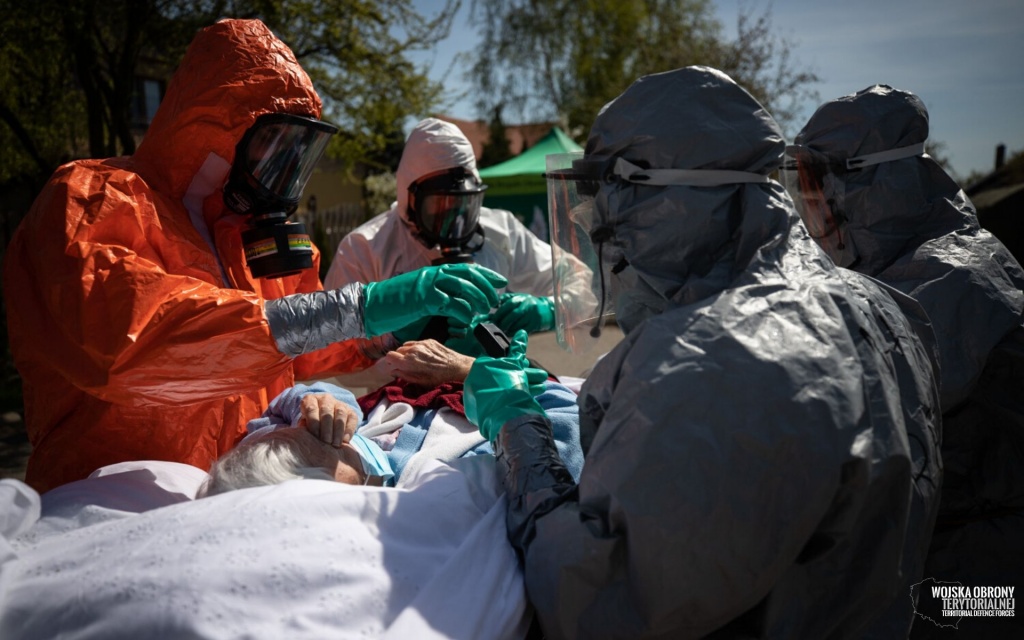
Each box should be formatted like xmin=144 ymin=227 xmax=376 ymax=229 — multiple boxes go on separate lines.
xmin=224 ymin=113 xmax=339 ymax=279
xmin=408 ymin=168 xmax=487 ymax=247
xmin=226 ymin=113 xmax=338 ymax=216
xmin=244 ymin=120 xmax=334 ymax=201
xmin=417 ymin=191 xmax=486 ymax=241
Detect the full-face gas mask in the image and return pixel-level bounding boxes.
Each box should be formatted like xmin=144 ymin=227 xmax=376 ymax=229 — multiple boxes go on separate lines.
xmin=407 ymin=166 xmax=488 ymax=265
xmin=224 ymin=113 xmax=338 ymax=278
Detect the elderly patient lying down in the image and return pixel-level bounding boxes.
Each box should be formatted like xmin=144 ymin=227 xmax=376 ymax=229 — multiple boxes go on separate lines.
xmin=0 ymin=339 xmax=582 ymax=640
xmin=205 ymin=338 xmax=583 ymax=496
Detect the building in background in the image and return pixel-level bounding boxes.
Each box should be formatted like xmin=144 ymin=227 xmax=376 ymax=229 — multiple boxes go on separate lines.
xmin=438 ymin=116 xmax=579 ymax=241
xmin=967 ymin=144 xmax=1024 ymax=265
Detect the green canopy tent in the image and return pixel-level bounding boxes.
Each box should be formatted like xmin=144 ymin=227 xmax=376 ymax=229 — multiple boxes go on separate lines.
xmin=478 ymin=127 xmax=583 ymax=241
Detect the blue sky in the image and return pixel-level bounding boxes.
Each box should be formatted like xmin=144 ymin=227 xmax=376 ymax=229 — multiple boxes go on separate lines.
xmin=409 ymin=0 xmax=1024 ymax=181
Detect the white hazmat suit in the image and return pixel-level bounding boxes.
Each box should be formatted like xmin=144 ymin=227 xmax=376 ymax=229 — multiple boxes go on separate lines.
xmin=324 ymin=118 xmax=554 ymax=299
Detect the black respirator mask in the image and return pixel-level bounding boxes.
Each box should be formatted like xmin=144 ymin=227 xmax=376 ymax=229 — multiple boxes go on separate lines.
xmin=223 ymin=113 xmax=338 ymax=279
xmin=407 ymin=167 xmax=488 ymax=265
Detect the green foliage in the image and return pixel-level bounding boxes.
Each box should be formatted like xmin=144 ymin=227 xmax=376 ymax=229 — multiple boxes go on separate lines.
xmin=363 ymin=170 xmax=398 ymax=215
xmin=469 ymin=0 xmax=819 ymax=138
xmin=0 ymin=0 xmax=456 ymax=242
xmin=0 ymin=1 xmax=88 ymax=187
xmin=259 ymin=0 xmax=459 ymax=170
xmin=0 ymin=0 xmax=457 ymax=424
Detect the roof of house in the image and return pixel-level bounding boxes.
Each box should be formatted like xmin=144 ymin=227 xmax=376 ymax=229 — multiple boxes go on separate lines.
xmin=965 ymin=146 xmax=1024 ymax=199
xmin=434 ymin=115 xmax=561 ymax=161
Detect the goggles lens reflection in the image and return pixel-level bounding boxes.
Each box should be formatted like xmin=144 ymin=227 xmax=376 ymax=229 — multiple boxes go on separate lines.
xmin=418 ymin=192 xmax=486 ymax=241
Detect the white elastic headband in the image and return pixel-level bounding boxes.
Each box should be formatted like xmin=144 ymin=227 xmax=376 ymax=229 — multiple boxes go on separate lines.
xmin=845 ymin=142 xmax=927 ymax=170
xmin=613 ymin=157 xmax=770 ymax=187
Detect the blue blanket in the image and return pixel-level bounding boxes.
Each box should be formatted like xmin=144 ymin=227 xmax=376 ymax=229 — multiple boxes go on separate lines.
xmin=254 ymin=380 xmax=584 ymax=483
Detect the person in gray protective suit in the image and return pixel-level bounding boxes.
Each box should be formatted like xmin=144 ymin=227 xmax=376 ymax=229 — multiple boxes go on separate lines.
xmin=461 ymin=66 xmax=943 ymax=639
xmin=788 ymin=85 xmax=1024 ymax=637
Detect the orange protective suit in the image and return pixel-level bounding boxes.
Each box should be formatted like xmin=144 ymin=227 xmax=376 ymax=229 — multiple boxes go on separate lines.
xmin=3 ymin=19 xmax=372 ymax=493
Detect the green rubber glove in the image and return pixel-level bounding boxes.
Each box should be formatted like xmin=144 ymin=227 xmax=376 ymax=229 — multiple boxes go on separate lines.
xmin=444 ymin=316 xmax=489 ymax=358
xmin=363 ymin=264 xmax=507 ymax=338
xmin=491 ymin=293 xmax=556 ymax=335
xmin=464 ymin=330 xmax=548 ymax=442
xmin=391 ymin=316 xmax=432 ymax=345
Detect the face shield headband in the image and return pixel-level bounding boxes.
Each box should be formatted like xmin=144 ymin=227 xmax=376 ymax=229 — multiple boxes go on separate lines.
xmin=223 ymin=113 xmax=339 ymax=279
xmin=781 ymin=141 xmax=926 ymax=246
xmin=407 ymin=167 xmax=488 ymax=251
xmin=545 ymin=152 xmax=771 ymax=352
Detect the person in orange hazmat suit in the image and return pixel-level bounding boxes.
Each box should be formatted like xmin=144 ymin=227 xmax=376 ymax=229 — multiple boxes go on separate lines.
xmin=1 ymin=18 xmax=505 ymax=493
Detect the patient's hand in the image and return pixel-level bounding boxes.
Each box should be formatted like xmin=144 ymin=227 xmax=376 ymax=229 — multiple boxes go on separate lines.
xmin=382 ymin=339 xmax=474 ymax=386
xmin=298 ymin=393 xmax=359 ymax=448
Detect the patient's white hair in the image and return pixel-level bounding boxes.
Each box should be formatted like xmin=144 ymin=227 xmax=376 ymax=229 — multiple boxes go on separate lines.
xmin=200 ymin=429 xmax=334 ymax=497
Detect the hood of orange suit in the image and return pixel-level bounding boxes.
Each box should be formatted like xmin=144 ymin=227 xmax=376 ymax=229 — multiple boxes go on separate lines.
xmin=133 ymin=19 xmax=322 ymax=209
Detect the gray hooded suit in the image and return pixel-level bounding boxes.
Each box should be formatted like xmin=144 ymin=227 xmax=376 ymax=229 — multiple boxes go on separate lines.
xmin=494 ymin=68 xmax=942 ymax=639
xmin=794 ymin=85 xmax=1024 ymax=637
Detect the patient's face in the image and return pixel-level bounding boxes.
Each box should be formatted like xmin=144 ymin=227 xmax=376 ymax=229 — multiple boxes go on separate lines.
xmin=282 ymin=427 xmax=366 ymax=485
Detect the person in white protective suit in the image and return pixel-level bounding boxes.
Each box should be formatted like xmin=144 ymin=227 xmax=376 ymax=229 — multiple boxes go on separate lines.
xmin=325 ymin=118 xmax=557 ymax=351
xmin=461 ymin=67 xmax=943 ymax=639
xmin=787 ymin=85 xmax=1024 ymax=637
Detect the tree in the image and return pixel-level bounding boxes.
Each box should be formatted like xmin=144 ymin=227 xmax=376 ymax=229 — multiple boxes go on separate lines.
xmin=924 ymin=140 xmax=955 ymax=179
xmin=253 ymin=0 xmax=460 ymax=170
xmin=0 ymin=0 xmax=458 ymax=418
xmin=0 ymin=0 xmax=457 ymax=247
xmin=468 ymin=0 xmax=819 ymax=138
xmin=478 ymin=104 xmax=513 ymax=167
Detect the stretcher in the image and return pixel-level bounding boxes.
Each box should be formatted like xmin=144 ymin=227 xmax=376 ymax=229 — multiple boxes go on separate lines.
xmin=0 ymin=456 xmax=530 ymax=639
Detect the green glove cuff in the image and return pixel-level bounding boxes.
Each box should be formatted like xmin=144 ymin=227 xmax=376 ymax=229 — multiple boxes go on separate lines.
xmin=492 ymin=292 xmax=557 ymax=335
xmin=362 ymin=264 xmax=506 ymax=338
xmin=465 ymin=363 xmax=546 ymax=442
xmin=465 ymin=329 xmax=547 ymax=441
xmin=539 ymin=296 xmax=556 ymax=332
xmin=481 ymin=393 xmax=546 ymax=442
xmin=392 ymin=316 xmax=432 ymax=344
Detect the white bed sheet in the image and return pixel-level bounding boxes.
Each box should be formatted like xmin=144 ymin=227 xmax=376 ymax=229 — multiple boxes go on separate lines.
xmin=0 ymin=456 xmax=528 ymax=639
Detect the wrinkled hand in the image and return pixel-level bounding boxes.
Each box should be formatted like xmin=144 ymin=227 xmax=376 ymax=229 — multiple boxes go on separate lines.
xmin=492 ymin=293 xmax=556 ymax=335
xmin=298 ymin=393 xmax=359 ymax=448
xmin=464 ymin=330 xmax=548 ymax=442
xmin=382 ymin=339 xmax=475 ymax=386
xmin=363 ymin=264 xmax=507 ymax=337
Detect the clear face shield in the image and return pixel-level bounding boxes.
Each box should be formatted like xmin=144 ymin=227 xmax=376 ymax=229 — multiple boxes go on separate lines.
xmin=244 ymin=120 xmax=334 ymax=202
xmin=779 ymin=147 xmax=848 ymax=242
xmin=781 ymin=141 xmax=926 ymax=266
xmin=544 ymin=152 xmax=614 ymax=355
xmin=547 ymin=151 xmax=776 ymax=353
